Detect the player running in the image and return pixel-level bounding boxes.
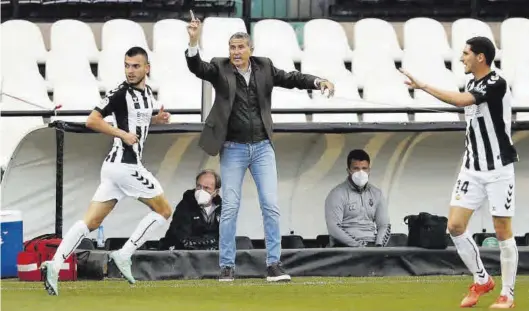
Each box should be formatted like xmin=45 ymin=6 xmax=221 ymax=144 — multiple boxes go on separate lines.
xmin=400 ymin=36 xmax=518 ymax=309
xmin=42 ymin=46 xmax=173 ymax=296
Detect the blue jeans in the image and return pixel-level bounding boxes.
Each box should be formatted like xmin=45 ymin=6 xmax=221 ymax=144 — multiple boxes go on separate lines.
xmin=219 ymin=139 xmax=281 ymax=267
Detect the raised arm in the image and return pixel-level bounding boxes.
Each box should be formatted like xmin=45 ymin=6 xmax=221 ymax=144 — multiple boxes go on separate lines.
xmin=399 ymin=68 xmax=476 ymax=107
xmin=325 ymin=189 xmax=366 ymax=247
xmin=185 ymin=11 xmax=219 ymax=82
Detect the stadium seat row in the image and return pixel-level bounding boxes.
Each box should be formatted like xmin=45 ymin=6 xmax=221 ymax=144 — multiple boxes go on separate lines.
xmin=2 ymin=17 xmax=529 ymax=113
xmin=2 ymin=17 xmax=529 ymax=169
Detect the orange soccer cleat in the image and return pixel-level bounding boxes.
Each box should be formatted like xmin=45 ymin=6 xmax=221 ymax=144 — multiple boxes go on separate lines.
xmin=460 ymin=277 xmax=495 ymax=308
xmin=489 ymin=295 xmax=515 ymax=309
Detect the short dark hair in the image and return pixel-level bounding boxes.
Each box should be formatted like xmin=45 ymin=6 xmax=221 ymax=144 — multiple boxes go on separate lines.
xmin=196 ymin=169 xmax=221 ymax=189
xmin=125 ymin=46 xmax=149 ymax=63
xmin=347 ymin=149 xmax=370 ymax=168
xmin=466 ymin=36 xmax=495 ymax=66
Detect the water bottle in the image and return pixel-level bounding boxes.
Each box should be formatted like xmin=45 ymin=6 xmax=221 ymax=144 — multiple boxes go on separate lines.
xmin=97 ymin=225 xmax=105 ymax=248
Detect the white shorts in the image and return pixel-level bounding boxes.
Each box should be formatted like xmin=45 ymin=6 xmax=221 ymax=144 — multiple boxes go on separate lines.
xmin=92 ymin=162 xmax=163 ymax=202
xmin=450 ymin=163 xmax=515 ymax=217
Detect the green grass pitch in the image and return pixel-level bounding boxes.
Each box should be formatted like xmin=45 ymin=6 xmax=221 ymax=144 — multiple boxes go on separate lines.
xmin=2 ymin=276 xmax=528 ymax=311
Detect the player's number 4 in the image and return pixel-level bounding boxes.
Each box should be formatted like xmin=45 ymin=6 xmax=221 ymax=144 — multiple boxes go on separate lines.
xmin=456 ymin=179 xmax=470 ymax=194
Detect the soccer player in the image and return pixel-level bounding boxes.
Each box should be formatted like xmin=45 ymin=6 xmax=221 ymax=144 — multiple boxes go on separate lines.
xmin=400 ymin=36 xmax=518 ymax=309
xmin=41 ymin=47 xmax=173 ymax=296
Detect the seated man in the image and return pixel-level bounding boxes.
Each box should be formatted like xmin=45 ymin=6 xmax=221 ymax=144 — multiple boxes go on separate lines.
xmin=325 ymin=149 xmax=391 ymax=247
xmin=159 ymin=169 xmax=222 ymax=250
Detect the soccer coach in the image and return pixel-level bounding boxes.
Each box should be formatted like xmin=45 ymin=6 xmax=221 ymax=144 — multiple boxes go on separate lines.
xmin=185 ymin=13 xmax=334 ymax=282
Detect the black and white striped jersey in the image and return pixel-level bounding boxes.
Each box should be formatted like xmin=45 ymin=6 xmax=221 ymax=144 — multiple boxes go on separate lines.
xmin=94 ymin=81 xmax=155 ymax=165
xmin=463 ymin=71 xmax=518 ymax=171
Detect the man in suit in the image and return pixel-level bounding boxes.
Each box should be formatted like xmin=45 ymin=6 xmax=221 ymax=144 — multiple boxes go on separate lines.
xmin=186 ymin=13 xmax=335 ymax=282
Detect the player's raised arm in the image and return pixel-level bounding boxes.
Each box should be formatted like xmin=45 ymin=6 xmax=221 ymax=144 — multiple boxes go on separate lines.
xmin=399 ymin=68 xmax=475 ymax=107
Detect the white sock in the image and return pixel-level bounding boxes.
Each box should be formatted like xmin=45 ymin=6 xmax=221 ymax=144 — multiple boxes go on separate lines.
xmin=52 ymin=220 xmax=90 ymax=272
xmin=119 ymin=212 xmax=167 ymax=259
xmin=451 ymin=232 xmax=489 ymax=285
xmin=499 ymin=237 xmax=518 ymax=300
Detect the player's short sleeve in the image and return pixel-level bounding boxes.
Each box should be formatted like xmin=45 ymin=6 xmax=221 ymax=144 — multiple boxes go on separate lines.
xmin=94 ymin=88 xmax=125 ymax=117
xmin=469 ymin=75 xmax=507 ymax=105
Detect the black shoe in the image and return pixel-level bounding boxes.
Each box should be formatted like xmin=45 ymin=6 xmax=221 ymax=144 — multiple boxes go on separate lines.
xmin=266 ymin=262 xmax=291 ymax=282
xmin=218 ymin=266 xmax=235 ymax=282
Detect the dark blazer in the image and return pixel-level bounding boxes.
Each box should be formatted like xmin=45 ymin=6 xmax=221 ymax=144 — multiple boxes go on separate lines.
xmin=186 ymin=51 xmax=320 ymax=156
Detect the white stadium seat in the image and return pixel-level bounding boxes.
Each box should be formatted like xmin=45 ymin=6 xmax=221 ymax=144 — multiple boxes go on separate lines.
xmin=352 ymin=48 xmax=402 ymax=89
xmin=401 ymin=50 xmax=454 ymax=83
xmin=451 ymin=18 xmax=501 ymax=85
xmin=150 ymin=51 xmax=196 ymax=84
xmin=46 ymin=52 xmax=97 ymax=90
xmin=200 ymin=17 xmax=247 ymax=60
xmin=412 ymin=73 xmax=460 ymax=109
xmin=97 ymin=50 xmax=127 ymax=92
xmin=50 ymin=19 xmax=100 ymax=62
xmin=157 ymin=79 xmax=202 ymax=111
xmin=1 ymin=51 xmax=53 ymax=111
xmin=253 ymin=49 xmax=297 ymax=72
xmin=101 ymin=19 xmax=150 ymax=54
xmin=354 ymin=18 xmax=403 ymax=61
xmin=53 ymin=80 xmax=102 ymax=111
xmin=254 ymin=51 xmax=314 ymax=111
xmin=1 ymin=19 xmax=47 ymax=63
xmin=401 ymin=51 xmax=459 ymax=108
xmin=499 ymin=18 xmax=529 ymax=85
xmin=301 ymin=50 xmax=352 ymax=81
xmin=311 ymin=71 xmax=362 ymax=109
xmin=403 ymin=17 xmax=452 ymax=61
xmin=153 ymin=19 xmax=189 ymax=55
xmin=303 ymin=19 xmax=354 ymax=61
xmin=361 ymin=73 xmax=414 ymax=116
xmin=501 ymin=18 xmax=529 ymax=54
xmin=253 ymin=19 xmax=303 ymax=62
xmin=272 ymin=88 xmax=313 ymax=110
xmin=452 ymin=18 xmax=500 ymax=59
xmin=512 ymin=76 xmax=529 ymax=108
xmin=1 ymin=75 xmax=53 ymax=111
xmin=99 ymin=19 xmax=153 ymax=90
xmin=1 ymin=49 xmax=38 ymax=81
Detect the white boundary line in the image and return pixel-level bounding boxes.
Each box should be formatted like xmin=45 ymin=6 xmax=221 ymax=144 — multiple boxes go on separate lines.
xmin=2 ymin=277 xmax=528 ymax=291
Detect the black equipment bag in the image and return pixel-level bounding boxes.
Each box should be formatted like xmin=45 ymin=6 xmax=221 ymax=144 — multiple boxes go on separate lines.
xmin=403 ymin=212 xmax=448 ymax=249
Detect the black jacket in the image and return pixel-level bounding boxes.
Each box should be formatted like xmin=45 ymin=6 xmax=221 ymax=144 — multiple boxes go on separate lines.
xmin=185 ymin=51 xmax=320 ymax=156
xmin=225 ymin=64 xmax=268 ymax=143
xmin=159 ymin=189 xmax=222 ymax=250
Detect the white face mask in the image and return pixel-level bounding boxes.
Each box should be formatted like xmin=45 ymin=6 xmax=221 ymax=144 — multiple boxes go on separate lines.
xmin=351 ymin=170 xmax=369 ymax=188
xmin=195 ymin=189 xmax=212 ymax=206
